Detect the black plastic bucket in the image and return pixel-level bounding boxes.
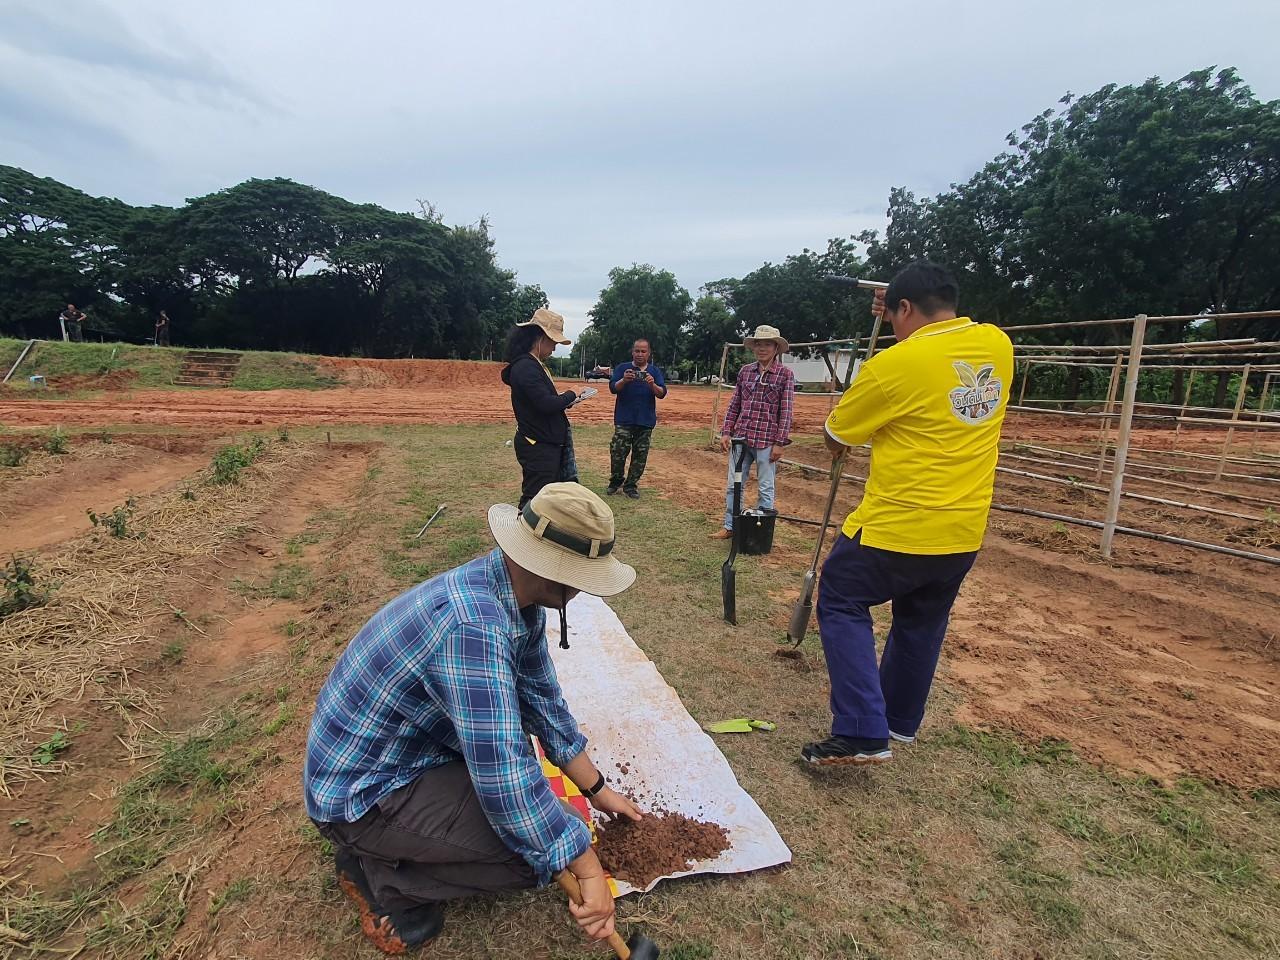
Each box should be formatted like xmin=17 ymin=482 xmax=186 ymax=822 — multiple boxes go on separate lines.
xmin=735 ymin=509 xmax=776 ymax=555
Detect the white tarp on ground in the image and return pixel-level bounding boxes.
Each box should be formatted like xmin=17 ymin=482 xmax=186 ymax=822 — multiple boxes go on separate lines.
xmin=547 ymin=593 xmax=792 ymax=896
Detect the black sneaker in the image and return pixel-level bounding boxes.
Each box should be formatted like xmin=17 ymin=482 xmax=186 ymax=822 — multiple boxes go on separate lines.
xmin=801 ymin=736 xmax=892 ymax=766
xmin=889 ymin=729 xmax=916 ymax=744
xmin=606 ymin=484 xmax=621 ymax=496
xmin=624 ymin=488 xmax=639 ymax=499
xmin=335 ymin=850 xmax=445 ymax=954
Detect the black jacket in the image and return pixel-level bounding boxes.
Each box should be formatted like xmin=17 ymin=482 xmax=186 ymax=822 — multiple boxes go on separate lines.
xmin=501 ymin=354 xmax=577 ymax=445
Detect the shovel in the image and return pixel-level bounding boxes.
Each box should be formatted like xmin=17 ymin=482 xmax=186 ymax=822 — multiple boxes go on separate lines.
xmin=783 ymin=449 xmax=846 ymax=651
xmin=721 ymin=442 xmax=748 ymax=625
xmin=555 ymin=872 xmax=660 ymax=960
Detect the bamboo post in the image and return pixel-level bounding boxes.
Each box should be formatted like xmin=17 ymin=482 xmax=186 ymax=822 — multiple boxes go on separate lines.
xmin=864 ymin=312 xmax=885 ymax=363
xmin=1017 ymin=360 xmax=1033 ymax=406
xmin=1216 ymin=363 xmax=1250 ymax=480
xmin=1252 ymin=371 xmax=1274 ymax=453
xmin=709 ymin=342 xmax=731 ymax=443
xmin=1101 ymin=314 xmax=1147 ymax=559
xmin=1095 ymin=354 xmax=1123 ymax=481
xmin=1174 ymin=370 xmax=1197 ymax=439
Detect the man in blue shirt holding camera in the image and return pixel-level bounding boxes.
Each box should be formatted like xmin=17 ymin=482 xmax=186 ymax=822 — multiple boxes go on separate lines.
xmin=607 ymin=339 xmax=667 ymax=499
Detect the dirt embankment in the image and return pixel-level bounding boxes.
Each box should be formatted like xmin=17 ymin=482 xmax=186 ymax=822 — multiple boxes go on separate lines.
xmin=315 ymin=357 xmax=506 ymax=388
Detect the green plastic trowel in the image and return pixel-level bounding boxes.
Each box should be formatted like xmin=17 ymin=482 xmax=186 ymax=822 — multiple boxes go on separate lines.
xmin=703 ymin=718 xmax=777 ymax=734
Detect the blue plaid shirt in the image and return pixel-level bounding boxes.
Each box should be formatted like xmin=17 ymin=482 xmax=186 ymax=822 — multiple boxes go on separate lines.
xmin=303 ymin=548 xmax=591 ymax=883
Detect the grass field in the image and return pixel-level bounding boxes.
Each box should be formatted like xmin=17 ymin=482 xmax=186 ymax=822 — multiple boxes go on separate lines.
xmin=0 ymin=338 xmax=341 ymax=392
xmin=1 ymin=425 xmax=1277 ymax=959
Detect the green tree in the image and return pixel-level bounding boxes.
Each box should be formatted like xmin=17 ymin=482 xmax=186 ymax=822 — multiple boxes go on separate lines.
xmin=0 ymin=167 xmax=542 ymax=358
xmin=683 ymin=292 xmax=743 ymax=367
xmin=585 ymin=264 xmax=692 ymax=368
xmin=861 ymin=67 xmax=1280 ymax=342
xmin=711 ymin=237 xmax=871 ymax=352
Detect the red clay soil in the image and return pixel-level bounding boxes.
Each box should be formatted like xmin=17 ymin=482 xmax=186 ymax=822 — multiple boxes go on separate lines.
xmin=596 ymin=812 xmax=730 ymax=887
xmin=0 ymin=441 xmax=211 ymax=554
xmin=316 ymin=357 xmax=507 ymax=388
xmin=3 ymin=360 xmax=1279 ymax=788
xmin=0 ymin=358 xmax=826 ymax=430
xmin=575 ymin=431 xmax=1280 ymax=790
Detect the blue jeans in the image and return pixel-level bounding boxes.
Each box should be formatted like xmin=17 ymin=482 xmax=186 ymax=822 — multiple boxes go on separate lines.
xmin=816 ymin=531 xmax=976 ymax=740
xmin=723 ymin=444 xmax=776 ymax=530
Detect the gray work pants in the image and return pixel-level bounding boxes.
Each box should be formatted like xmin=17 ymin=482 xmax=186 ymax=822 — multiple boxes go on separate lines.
xmin=314 ymin=760 xmax=537 ymax=910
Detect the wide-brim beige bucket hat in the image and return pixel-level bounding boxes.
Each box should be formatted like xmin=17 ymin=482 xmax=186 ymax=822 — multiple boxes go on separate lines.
xmin=744 ymin=324 xmax=789 ymax=354
xmin=488 ymin=482 xmax=635 ymax=596
xmin=517 ymin=307 xmax=572 ymax=346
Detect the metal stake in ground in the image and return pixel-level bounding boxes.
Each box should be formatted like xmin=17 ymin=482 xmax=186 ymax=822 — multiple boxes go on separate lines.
xmin=783 ymin=448 xmax=846 ymax=650
xmin=413 ymin=504 xmax=448 ymax=541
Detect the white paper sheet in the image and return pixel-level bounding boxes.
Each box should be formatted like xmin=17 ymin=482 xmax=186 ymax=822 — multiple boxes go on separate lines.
xmin=547 ymin=594 xmax=792 ymax=895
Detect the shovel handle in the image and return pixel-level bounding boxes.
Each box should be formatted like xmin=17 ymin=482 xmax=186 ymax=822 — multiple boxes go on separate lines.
xmin=555 ymin=872 xmax=630 ymax=959
xmin=807 ymin=448 xmax=847 ymax=571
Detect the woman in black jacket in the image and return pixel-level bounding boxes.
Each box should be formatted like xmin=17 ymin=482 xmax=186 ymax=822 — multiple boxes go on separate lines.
xmin=501 ymin=308 xmax=594 ymax=507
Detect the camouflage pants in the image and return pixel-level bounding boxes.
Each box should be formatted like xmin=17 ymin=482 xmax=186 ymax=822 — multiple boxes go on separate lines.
xmin=609 ymin=426 xmax=653 ymax=490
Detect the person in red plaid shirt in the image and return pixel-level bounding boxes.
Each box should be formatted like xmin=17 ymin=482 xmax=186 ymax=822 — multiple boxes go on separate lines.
xmin=712 ymin=324 xmax=795 ymax=539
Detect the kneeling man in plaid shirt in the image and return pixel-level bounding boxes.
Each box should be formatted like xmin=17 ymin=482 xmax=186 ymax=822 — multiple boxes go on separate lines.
xmin=304 ymin=483 xmax=641 ymax=954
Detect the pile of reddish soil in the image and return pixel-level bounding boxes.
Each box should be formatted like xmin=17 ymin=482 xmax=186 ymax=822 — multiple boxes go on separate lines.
xmin=316 ymin=357 xmax=504 ymax=388
xmin=596 ymin=812 xmax=729 ymax=887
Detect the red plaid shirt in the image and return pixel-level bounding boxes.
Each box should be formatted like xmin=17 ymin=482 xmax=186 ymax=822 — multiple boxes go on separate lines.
xmin=721 ymin=360 xmax=795 ymax=449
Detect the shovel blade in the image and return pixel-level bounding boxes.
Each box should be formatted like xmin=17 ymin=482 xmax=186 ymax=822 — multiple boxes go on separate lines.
xmin=787 ymin=571 xmax=816 ymax=645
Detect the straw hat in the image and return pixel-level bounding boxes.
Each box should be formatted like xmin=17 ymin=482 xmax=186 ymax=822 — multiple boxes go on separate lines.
xmin=517 ymin=307 xmax=572 ymax=346
xmin=487 ymin=483 xmax=636 ymax=596
xmin=744 ymin=324 xmax=789 ymax=354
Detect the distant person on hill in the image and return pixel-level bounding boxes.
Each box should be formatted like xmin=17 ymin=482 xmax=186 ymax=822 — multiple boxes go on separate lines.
xmin=606 ymin=338 xmax=667 ymax=499
xmin=155 ymin=310 xmax=171 ymax=346
xmin=60 ymin=303 xmax=86 ymax=342
xmin=803 ymin=261 xmax=1013 ymax=767
xmin=500 ymin=308 xmax=596 ymax=508
xmin=712 ymin=324 xmax=795 ymax=540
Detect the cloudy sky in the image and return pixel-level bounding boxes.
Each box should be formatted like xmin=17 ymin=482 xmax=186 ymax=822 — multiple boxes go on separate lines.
xmin=3 ymin=0 xmax=1278 ymax=346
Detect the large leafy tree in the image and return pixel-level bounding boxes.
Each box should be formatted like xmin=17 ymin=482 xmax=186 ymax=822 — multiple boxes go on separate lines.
xmin=860 ymin=67 xmax=1280 ymax=342
xmin=683 ymin=292 xmax=743 ymax=367
xmin=707 ymin=237 xmax=872 ymax=355
xmin=0 ymin=167 xmax=540 ymax=358
xmin=584 ymin=264 xmax=692 ymax=367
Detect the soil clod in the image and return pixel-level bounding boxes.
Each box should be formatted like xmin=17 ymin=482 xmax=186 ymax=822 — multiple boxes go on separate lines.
xmin=596 ymin=811 xmax=730 ymax=887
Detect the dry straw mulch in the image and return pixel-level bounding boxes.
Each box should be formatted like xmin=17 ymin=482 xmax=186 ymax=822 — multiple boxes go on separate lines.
xmin=0 ymin=441 xmax=315 ymax=794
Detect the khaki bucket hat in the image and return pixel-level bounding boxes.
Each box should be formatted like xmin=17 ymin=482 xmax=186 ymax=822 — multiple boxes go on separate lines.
xmin=487 ymin=483 xmax=636 ymax=596
xmin=517 ymin=307 xmax=572 ymax=346
xmin=744 ymin=324 xmax=789 ymax=354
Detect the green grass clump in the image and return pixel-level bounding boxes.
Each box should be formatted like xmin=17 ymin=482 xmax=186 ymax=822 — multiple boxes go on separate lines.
xmin=233 ymin=563 xmax=314 ymax=601
xmin=0 ymin=442 xmax=28 ymax=467
xmin=210 ymin=444 xmax=254 ymax=484
xmin=87 ymin=498 xmax=137 ymax=538
xmin=2 ymin=555 xmax=50 ymax=617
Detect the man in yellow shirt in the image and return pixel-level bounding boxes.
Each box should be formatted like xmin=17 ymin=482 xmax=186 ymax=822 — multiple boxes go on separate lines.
xmin=803 ymin=262 xmax=1013 ymax=766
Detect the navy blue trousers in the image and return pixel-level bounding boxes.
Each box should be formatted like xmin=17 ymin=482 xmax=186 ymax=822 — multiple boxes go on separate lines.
xmin=816 ymin=532 xmax=977 ymax=740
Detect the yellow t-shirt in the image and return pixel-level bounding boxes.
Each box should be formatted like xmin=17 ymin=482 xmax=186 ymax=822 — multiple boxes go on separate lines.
xmin=825 ymin=317 xmax=1014 ymax=554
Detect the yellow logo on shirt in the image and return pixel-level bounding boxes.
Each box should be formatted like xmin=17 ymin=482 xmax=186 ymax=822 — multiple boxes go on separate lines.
xmin=949 ymin=361 xmax=1003 ymax=424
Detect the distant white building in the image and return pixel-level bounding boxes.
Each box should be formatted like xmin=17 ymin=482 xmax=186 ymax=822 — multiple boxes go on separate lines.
xmin=780 ymin=346 xmax=858 ymax=388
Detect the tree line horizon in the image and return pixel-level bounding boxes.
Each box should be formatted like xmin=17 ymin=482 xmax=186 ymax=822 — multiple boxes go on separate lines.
xmin=3 ymin=66 xmax=1277 ymax=393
